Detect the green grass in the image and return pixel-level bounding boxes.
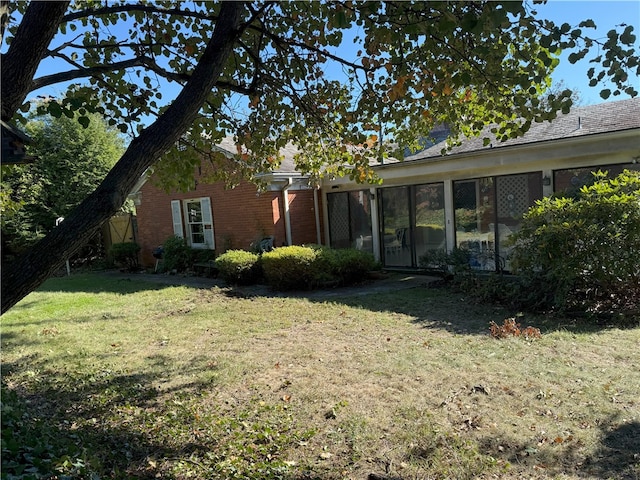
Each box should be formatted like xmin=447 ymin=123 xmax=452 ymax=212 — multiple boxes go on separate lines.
xmin=2 ymin=273 xmax=639 ymax=479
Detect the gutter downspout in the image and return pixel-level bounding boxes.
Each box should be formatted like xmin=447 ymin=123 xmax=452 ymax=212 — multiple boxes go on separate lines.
xmin=282 ymin=177 xmax=293 ymax=245
xmin=313 ymin=187 xmax=322 ymax=244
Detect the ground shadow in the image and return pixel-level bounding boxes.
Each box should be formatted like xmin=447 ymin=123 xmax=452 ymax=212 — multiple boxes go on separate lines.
xmin=28 ymin=271 xmax=637 ymax=338
xmin=33 ymin=271 xmax=186 ymax=295
xmin=472 ymin=415 xmax=640 ymax=479
xmin=302 ymin=282 xmax=638 ymax=337
xmin=589 ymin=420 xmax=640 ymax=479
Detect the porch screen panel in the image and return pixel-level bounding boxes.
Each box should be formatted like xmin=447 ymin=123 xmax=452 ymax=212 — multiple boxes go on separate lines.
xmin=453 ymin=178 xmax=495 ymax=270
xmin=328 ymin=192 xmax=350 ymax=249
xmin=495 ymin=173 xmax=542 ymax=270
xmin=327 ymin=190 xmax=373 ymax=251
xmin=414 ymin=183 xmax=445 ymax=266
xmin=554 ymin=162 xmax=640 ymax=197
xmin=348 ymin=191 xmax=373 ymax=252
xmin=380 ymin=186 xmax=411 ymax=267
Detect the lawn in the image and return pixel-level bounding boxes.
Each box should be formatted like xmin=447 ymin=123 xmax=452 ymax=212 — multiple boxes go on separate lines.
xmin=1 ymin=273 xmax=639 ymax=480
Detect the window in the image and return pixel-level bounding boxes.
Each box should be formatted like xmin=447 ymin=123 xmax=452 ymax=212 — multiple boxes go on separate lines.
xmin=554 ymin=162 xmax=640 ymax=197
xmin=170 ymin=198 xmax=214 ymax=249
xmin=453 ymin=173 xmax=542 ymax=271
xmin=378 ymin=183 xmax=445 ymax=268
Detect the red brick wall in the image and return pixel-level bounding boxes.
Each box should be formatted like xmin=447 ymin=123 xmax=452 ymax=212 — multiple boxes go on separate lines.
xmin=136 ymin=174 xmax=324 ymax=267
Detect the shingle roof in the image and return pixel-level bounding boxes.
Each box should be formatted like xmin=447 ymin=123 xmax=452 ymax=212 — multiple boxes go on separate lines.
xmin=405 ymin=97 xmax=640 ymax=161
xmin=215 ymin=136 xmax=300 ymax=174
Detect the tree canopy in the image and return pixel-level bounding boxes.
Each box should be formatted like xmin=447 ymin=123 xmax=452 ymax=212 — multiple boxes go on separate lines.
xmin=1 ymin=111 xmax=125 ymax=259
xmin=1 ymin=1 xmax=638 ymax=313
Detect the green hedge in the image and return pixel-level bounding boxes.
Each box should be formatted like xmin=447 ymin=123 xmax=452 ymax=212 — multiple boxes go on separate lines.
xmin=261 ymin=245 xmax=376 ymax=291
xmin=215 ymin=250 xmax=261 ymax=285
xmin=261 ymin=246 xmax=319 ymax=290
xmin=315 ymin=246 xmax=377 ymax=286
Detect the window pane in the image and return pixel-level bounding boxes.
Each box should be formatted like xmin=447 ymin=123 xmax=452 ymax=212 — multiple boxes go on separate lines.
xmin=186 ymin=201 xmax=202 ymax=222
xmin=454 ymin=178 xmax=495 ymax=270
xmin=414 ymin=183 xmax=445 ymax=265
xmin=380 ymin=186 xmax=411 ymax=267
xmin=496 ymin=173 xmax=542 ymax=270
xmin=349 ymin=191 xmax=373 ymax=252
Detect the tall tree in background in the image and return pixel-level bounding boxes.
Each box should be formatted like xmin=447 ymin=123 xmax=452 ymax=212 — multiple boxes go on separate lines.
xmin=1 ymin=111 xmax=125 ymax=259
xmin=1 ymin=1 xmax=638 ymax=313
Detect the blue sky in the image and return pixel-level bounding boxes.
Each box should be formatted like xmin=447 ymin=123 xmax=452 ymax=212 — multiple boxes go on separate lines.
xmin=17 ymin=1 xmax=640 ymax=109
xmin=537 ymin=0 xmax=640 ymax=104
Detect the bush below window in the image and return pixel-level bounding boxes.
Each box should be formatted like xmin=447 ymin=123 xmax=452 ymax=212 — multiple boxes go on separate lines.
xmin=508 ymin=169 xmax=640 ymax=319
xmin=215 ymin=250 xmax=261 ymax=285
xmin=160 ymin=236 xmax=211 ymax=273
xmin=429 ymin=170 xmax=639 ymax=323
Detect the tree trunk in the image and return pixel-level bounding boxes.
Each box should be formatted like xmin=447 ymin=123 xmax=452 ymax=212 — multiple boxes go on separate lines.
xmin=1 ymin=1 xmax=70 ymax=122
xmin=1 ymin=1 xmax=245 ymax=314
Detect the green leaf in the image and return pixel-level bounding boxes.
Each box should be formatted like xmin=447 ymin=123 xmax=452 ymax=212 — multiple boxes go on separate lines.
xmin=578 ymin=19 xmax=596 ymax=29
xmin=620 ymin=26 xmax=636 ymax=45
xmin=48 ymin=102 xmax=63 ymax=118
xmin=78 ymin=116 xmax=90 ymax=128
xmin=600 ymin=89 xmax=611 ymax=99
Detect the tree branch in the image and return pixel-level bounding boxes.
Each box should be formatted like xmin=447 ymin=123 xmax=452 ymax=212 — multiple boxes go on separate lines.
xmin=1 ymin=1 xmax=70 ymax=121
xmin=62 ymin=3 xmax=216 ymax=24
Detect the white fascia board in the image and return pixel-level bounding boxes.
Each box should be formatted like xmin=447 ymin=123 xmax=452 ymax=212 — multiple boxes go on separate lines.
xmin=323 ymin=129 xmax=640 ymax=189
xmin=258 ymin=172 xmax=313 ymax=191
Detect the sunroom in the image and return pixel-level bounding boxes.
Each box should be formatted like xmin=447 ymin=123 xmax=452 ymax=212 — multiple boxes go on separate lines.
xmin=321 ymin=98 xmax=640 ymax=272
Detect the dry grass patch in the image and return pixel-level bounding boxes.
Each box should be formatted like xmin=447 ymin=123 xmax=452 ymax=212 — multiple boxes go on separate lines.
xmin=1 ymin=273 xmax=639 ymax=479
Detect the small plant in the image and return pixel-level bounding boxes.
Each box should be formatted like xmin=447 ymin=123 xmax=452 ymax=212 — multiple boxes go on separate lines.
xmin=215 ymin=250 xmax=261 ymax=285
xmin=109 ymin=241 xmax=141 ymax=271
xmin=489 ymin=317 xmax=541 ymax=340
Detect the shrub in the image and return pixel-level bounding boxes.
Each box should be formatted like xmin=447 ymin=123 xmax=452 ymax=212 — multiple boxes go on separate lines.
xmin=215 ymin=250 xmax=261 ymax=285
xmin=419 ymin=247 xmax=472 ymax=276
xmin=193 ymin=248 xmax=216 ymax=265
xmin=321 ymin=247 xmax=377 ymax=286
xmin=261 ymin=245 xmax=378 ymax=291
xmin=109 ymin=241 xmax=141 ymax=271
xmin=161 ymin=235 xmax=194 ymax=273
xmin=261 ymin=246 xmax=319 ymax=290
xmin=509 ymin=169 xmax=640 ymax=316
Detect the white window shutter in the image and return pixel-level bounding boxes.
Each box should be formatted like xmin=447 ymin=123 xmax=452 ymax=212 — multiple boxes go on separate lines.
xmin=170 ymin=200 xmax=183 ymax=238
xmin=200 ymin=197 xmax=215 ymax=249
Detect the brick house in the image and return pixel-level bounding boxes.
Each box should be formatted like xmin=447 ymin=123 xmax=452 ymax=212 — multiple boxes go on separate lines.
xmin=132 ymin=98 xmax=640 ymax=271
xmin=131 ymin=141 xmax=323 ymax=268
